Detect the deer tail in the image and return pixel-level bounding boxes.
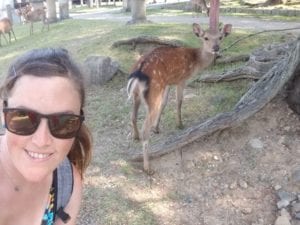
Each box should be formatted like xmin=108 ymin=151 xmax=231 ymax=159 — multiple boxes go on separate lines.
xmin=127 ymin=69 xmax=149 ymax=101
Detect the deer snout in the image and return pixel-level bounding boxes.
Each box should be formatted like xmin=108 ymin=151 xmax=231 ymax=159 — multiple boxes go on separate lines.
xmin=212 ymin=45 xmax=220 ymax=53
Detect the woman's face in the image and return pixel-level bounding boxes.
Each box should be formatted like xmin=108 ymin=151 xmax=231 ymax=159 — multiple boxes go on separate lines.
xmin=2 ymin=75 xmax=81 ymax=182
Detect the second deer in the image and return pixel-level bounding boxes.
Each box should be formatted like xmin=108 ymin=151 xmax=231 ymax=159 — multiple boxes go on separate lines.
xmin=127 ymin=23 xmax=232 ymax=173
xmin=0 ymin=17 xmax=17 ymax=46
xmin=21 ymin=6 xmax=49 ymax=35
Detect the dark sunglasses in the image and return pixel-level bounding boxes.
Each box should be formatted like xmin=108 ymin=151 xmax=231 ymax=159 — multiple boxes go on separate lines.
xmin=3 ymin=108 xmax=84 ymax=139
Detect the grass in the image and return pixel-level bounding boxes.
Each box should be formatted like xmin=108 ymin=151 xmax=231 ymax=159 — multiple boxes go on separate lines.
xmin=0 ymin=8 xmax=290 ymax=224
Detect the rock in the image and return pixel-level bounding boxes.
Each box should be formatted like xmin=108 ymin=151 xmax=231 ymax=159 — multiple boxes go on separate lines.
xmin=291 ymin=169 xmax=300 ymax=184
xmin=292 ymin=202 xmax=300 ymax=214
xmin=274 ymin=215 xmax=291 ymax=225
xmin=239 ymin=180 xmax=248 ymax=189
xmin=277 ymin=199 xmax=290 ymax=209
xmin=229 ymin=181 xmax=237 ymax=190
xmin=249 ymin=138 xmax=264 ymax=149
xmin=277 ymin=190 xmax=297 ymax=203
xmin=274 ymin=185 xmax=282 ymax=191
xmin=241 ymin=207 xmax=252 ymax=214
xmin=280 ymin=208 xmax=291 ymax=220
xmin=83 ymin=56 xmax=120 ymax=86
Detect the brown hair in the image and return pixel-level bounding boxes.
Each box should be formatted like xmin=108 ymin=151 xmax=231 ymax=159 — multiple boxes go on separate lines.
xmin=0 ymin=48 xmax=92 ymax=177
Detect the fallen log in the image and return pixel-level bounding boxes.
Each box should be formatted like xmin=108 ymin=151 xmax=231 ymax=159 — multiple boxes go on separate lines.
xmin=111 ymin=35 xmax=184 ymax=49
xmin=130 ymin=37 xmax=300 ymax=162
xmin=197 ymin=41 xmax=291 ymax=82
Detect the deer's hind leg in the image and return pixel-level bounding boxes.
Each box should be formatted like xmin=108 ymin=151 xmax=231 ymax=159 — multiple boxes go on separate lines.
xmin=141 ymin=89 xmax=166 ymax=173
xmin=30 ymin=22 xmax=33 ymax=35
xmin=11 ymin=29 xmax=16 ymax=41
xmin=176 ymin=81 xmax=186 ymax=129
xmin=131 ymin=92 xmax=141 ymax=140
xmin=152 ymin=86 xmax=170 ymax=134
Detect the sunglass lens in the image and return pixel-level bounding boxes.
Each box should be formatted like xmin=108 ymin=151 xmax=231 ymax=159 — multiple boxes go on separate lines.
xmin=5 ymin=110 xmax=38 ymax=135
xmin=48 ymin=115 xmax=81 ymax=138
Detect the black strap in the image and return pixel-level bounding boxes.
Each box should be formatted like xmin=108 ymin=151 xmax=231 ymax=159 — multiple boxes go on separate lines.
xmin=57 ymin=207 xmax=71 ymax=223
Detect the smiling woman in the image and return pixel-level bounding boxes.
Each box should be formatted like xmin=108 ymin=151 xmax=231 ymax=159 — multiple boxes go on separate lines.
xmin=0 ymin=48 xmax=92 ymax=225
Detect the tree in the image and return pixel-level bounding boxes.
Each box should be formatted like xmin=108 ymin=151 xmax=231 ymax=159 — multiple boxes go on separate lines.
xmin=59 ymin=0 xmax=69 ymax=20
xmin=209 ymin=0 xmax=219 ymax=32
xmin=46 ymin=0 xmax=57 ymax=23
xmin=127 ymin=0 xmax=148 ymax=24
xmin=122 ymin=0 xmax=131 ymax=12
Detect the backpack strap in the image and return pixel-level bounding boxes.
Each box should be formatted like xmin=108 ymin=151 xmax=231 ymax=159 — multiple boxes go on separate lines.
xmin=56 ymin=158 xmax=73 ymax=223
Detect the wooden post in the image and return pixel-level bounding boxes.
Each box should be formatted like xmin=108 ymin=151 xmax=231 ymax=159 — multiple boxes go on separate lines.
xmin=209 ymin=0 xmax=219 ymax=32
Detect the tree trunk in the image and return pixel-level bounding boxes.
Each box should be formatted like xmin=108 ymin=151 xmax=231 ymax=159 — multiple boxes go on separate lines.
xmin=209 ymin=0 xmax=219 ymax=32
xmin=122 ymin=0 xmax=131 ymax=12
xmin=59 ymin=0 xmax=69 ymax=20
xmin=127 ymin=0 xmax=148 ymax=24
xmin=46 ymin=0 xmax=57 ymax=23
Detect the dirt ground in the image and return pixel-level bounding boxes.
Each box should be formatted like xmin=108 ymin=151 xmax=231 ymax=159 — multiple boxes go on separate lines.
xmin=78 ymin=86 xmax=300 ymax=225
xmin=149 ymin=96 xmax=300 ymax=225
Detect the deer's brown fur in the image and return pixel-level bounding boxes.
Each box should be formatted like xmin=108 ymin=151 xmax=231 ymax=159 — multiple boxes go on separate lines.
xmin=0 ymin=17 xmax=17 ymax=46
xmin=127 ymin=23 xmax=232 ymax=173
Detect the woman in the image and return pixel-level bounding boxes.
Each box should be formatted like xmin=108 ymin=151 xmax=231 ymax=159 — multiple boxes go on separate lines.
xmin=0 ymin=48 xmax=92 ymax=225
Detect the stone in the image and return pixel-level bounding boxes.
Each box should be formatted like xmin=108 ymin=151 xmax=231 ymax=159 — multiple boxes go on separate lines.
xmin=83 ymin=56 xmax=120 ymax=86
xmin=274 ymin=215 xmax=291 ymax=225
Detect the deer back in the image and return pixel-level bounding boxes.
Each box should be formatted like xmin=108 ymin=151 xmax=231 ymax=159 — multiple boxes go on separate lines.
xmin=131 ymin=23 xmax=232 ymax=86
xmin=132 ymin=47 xmax=201 ymax=85
xmin=25 ymin=9 xmax=46 ymax=23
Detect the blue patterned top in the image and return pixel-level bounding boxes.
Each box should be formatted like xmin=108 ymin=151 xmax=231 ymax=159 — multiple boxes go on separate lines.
xmin=41 ymin=182 xmax=55 ymax=225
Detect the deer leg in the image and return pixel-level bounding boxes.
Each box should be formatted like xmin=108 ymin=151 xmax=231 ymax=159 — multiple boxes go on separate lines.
xmin=11 ymin=29 xmax=17 ymax=41
xmin=2 ymin=33 xmax=8 ymax=44
xmin=131 ymin=93 xmax=141 ymax=140
xmin=141 ymin=90 xmax=164 ymax=174
xmin=43 ymin=18 xmax=49 ymax=32
xmin=8 ymin=32 xmax=11 ymax=43
xmin=152 ymin=86 xmax=170 ymax=134
xmin=141 ymin=112 xmax=153 ymax=174
xmin=30 ymin=23 xmax=33 ymax=35
xmin=176 ymin=81 xmax=185 ymax=129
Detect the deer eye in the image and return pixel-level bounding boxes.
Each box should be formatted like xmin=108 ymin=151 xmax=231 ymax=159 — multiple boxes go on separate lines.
xmin=204 ymin=37 xmax=209 ymax=41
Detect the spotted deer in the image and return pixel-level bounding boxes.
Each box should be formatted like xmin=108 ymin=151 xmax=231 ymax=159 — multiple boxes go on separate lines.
xmin=0 ymin=17 xmax=17 ymax=46
xmin=20 ymin=5 xmax=49 ymax=35
xmin=127 ymin=23 xmax=232 ymax=173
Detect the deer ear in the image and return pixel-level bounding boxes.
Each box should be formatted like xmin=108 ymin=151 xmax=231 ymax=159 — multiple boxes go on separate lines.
xmin=222 ymin=24 xmax=232 ymax=37
xmin=192 ymin=23 xmax=204 ymax=37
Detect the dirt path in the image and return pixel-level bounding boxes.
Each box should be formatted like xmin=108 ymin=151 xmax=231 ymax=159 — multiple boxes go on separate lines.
xmin=71 ymin=7 xmax=300 ymax=33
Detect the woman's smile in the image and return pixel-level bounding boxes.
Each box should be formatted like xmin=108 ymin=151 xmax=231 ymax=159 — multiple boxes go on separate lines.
xmin=25 ymin=149 xmax=53 ymax=161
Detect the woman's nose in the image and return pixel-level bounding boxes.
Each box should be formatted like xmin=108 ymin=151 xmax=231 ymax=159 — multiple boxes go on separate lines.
xmin=31 ymin=119 xmax=52 ymax=146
